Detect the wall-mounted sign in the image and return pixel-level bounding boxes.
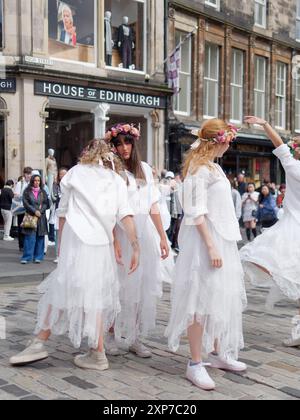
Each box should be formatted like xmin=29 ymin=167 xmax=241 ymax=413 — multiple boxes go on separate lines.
xmin=0 ymin=78 xmax=16 ymax=93
xmin=24 ymin=56 xmax=54 ymax=66
xmin=34 ymin=80 xmax=166 ymax=109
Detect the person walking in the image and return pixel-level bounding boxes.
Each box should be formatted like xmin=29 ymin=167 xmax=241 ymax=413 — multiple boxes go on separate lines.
xmin=0 ymin=180 xmax=15 ymax=241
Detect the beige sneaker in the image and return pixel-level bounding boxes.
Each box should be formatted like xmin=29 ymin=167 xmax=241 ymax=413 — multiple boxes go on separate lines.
xmin=9 ymin=338 xmax=49 ymax=366
xmin=129 ymin=340 xmax=152 ymax=358
xmin=283 ymin=316 xmax=300 ymax=348
xmin=105 ymin=333 xmax=123 ymax=356
xmin=74 ymin=349 xmax=109 ymax=371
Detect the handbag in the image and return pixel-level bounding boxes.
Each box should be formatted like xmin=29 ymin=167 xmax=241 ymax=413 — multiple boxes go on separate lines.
xmin=252 ymin=209 xmax=258 ymax=218
xmin=21 ymin=213 xmax=38 ymax=230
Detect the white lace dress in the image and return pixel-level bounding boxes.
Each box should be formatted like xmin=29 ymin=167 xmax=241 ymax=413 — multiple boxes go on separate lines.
xmin=240 ymin=145 xmax=300 ymax=307
xmin=34 ymin=165 xmax=133 ymax=349
xmin=165 ymin=164 xmax=247 ymax=360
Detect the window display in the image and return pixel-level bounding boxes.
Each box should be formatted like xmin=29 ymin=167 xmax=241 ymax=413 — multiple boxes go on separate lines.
xmin=48 ymin=0 xmax=95 ymax=63
xmin=0 ymin=0 xmax=3 ymax=49
xmin=104 ymin=0 xmax=145 ymax=71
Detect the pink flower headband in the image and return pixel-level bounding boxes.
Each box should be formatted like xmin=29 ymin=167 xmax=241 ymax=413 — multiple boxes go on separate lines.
xmin=288 ymin=138 xmax=300 ymax=156
xmin=105 ymin=124 xmax=141 ymax=142
xmin=191 ymin=123 xmax=240 ymax=150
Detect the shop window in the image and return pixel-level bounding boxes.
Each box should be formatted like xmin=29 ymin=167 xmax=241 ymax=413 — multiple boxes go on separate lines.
xmin=174 ymin=31 xmax=192 ymax=116
xmin=0 ymin=116 xmax=4 ymax=189
xmin=104 ymin=0 xmax=146 ymax=71
xmin=295 ymin=69 xmax=300 ymax=132
xmin=45 ymin=109 xmax=94 ymax=169
xmin=48 ymin=0 xmax=96 ymax=64
xmin=0 ymin=0 xmax=3 ymax=50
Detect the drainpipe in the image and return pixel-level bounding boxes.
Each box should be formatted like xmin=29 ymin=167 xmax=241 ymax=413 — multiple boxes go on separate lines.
xmin=164 ymin=0 xmax=170 ymax=169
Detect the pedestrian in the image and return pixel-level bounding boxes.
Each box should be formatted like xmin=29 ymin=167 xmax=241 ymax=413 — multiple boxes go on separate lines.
xmin=105 ymin=123 xmax=169 ymax=358
xmin=0 ymin=180 xmax=15 ymax=241
xmin=10 ymin=139 xmax=139 ymax=370
xmin=241 ymin=183 xmax=259 ymax=241
xmin=20 ymin=174 xmax=50 ymax=264
xmin=166 ymin=119 xmax=247 ymax=392
xmin=257 ymin=185 xmax=278 ymax=229
xmin=241 ymin=117 xmax=300 ymax=348
xmin=237 ymin=173 xmax=247 ymax=197
xmin=51 ymin=167 xmax=68 ymax=263
xmin=14 ymin=167 xmax=33 ymax=251
xmin=231 ymin=181 xmax=242 ymax=221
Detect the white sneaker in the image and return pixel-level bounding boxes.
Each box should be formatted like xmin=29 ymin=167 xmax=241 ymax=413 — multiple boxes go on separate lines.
xmin=9 ymin=338 xmax=49 ymax=366
xmin=186 ymin=362 xmax=216 ymax=391
xmin=3 ymin=236 xmax=14 ymax=242
xmin=74 ymin=349 xmax=109 ymax=371
xmin=48 ymin=241 xmax=56 ymax=247
xmin=208 ymin=354 xmax=247 ymax=372
xmin=53 ymin=258 xmax=59 ymax=264
xmin=129 ymin=340 xmax=152 ymax=358
xmin=283 ymin=316 xmax=300 ymax=348
xmin=105 ymin=333 xmax=123 ymax=356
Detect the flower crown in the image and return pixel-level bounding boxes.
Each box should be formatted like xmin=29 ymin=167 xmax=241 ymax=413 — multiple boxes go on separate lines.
xmin=191 ymin=123 xmax=239 ymax=150
xmin=105 ymin=124 xmax=140 ymax=143
xmin=288 ymin=137 xmax=300 ymax=156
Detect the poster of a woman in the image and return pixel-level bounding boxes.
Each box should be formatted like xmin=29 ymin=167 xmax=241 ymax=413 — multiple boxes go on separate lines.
xmin=58 ymin=2 xmax=77 ymax=47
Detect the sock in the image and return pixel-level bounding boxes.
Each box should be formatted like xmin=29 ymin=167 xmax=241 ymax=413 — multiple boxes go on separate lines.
xmin=190 ymin=360 xmax=201 ymax=366
xmin=246 ymin=229 xmax=251 ymax=241
xmin=252 ymin=228 xmax=257 ymax=238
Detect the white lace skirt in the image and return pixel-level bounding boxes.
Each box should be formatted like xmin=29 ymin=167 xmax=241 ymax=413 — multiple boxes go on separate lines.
xmin=114 ymin=218 xmax=163 ymax=345
xmin=240 ymin=210 xmax=300 ymax=305
xmin=165 ymin=218 xmax=247 ymax=360
xmin=34 ymin=222 xmax=120 ymax=349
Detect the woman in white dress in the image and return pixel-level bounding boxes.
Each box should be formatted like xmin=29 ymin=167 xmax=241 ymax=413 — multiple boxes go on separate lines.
xmin=241 ymin=117 xmax=300 ymax=348
xmin=10 ymin=140 xmax=139 ymax=371
xmin=241 ymin=183 xmax=259 ymax=241
xmin=105 ymin=124 xmax=169 ymax=358
xmin=166 ymin=119 xmax=247 ymax=392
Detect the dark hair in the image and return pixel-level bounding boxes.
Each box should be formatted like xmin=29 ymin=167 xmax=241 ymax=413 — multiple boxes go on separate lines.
xmin=29 ymin=175 xmax=44 ymax=189
xmin=247 ymin=183 xmax=255 ymax=191
xmin=6 ymin=180 xmax=14 ymax=187
xmin=23 ymin=167 xmax=33 ymax=175
xmin=259 ymin=185 xmax=270 ymax=203
xmin=112 ymin=134 xmax=146 ymax=182
xmin=279 ymin=183 xmax=286 ymax=191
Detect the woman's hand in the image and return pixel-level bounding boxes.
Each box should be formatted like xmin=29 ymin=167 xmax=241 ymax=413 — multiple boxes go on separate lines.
xmin=128 ymin=241 xmax=140 ymax=275
xmin=114 ymin=239 xmax=124 ymax=266
xmin=208 ymin=246 xmax=223 ymax=269
xmin=35 ymin=210 xmax=41 ymax=218
xmin=160 ymin=236 xmax=170 ymax=260
xmin=245 ymin=116 xmax=267 ymax=126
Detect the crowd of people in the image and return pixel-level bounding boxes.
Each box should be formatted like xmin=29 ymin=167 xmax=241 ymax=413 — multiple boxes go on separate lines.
xmin=1 ymin=116 xmax=299 ymax=393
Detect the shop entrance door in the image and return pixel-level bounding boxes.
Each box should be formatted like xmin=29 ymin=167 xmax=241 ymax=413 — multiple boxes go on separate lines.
xmin=45 ymin=108 xmax=94 ymax=169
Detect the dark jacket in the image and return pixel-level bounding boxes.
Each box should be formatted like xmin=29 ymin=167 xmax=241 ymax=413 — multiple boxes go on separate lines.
xmin=258 ymin=195 xmax=278 ymax=224
xmin=0 ymin=187 xmax=14 ymax=211
xmin=118 ymin=24 xmax=134 ymax=47
xmin=22 ymin=187 xmax=49 ymax=236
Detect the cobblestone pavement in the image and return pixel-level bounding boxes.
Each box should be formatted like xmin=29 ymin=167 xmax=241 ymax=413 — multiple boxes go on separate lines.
xmin=0 ymin=280 xmax=299 ymax=401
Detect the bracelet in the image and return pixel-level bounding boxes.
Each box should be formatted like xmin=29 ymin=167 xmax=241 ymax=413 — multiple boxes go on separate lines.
xmin=262 ymin=121 xmax=269 ymax=128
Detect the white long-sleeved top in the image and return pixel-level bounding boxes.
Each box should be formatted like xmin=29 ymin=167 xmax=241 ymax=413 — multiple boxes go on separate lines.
xmin=57 ymin=164 xmax=133 ymax=246
xmin=273 ymin=144 xmax=300 ymax=224
xmin=182 ymin=163 xmax=242 ymax=241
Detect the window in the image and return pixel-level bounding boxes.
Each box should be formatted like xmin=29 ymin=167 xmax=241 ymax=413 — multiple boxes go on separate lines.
xmin=295 ymin=69 xmax=300 ymax=132
xmin=254 ymin=0 xmax=267 ymax=28
xmin=104 ymin=0 xmax=146 ymax=72
xmin=204 ymin=44 xmax=219 ymax=119
xmin=297 ymin=0 xmax=300 ymax=41
xmin=275 ymin=62 xmax=287 ymax=130
xmin=231 ymin=49 xmax=244 ymax=123
xmin=254 ymin=56 xmax=267 ymax=120
xmin=0 ymin=0 xmax=3 ymax=49
xmin=174 ymin=31 xmax=192 ymax=115
xmin=48 ymin=0 xmax=96 ymax=64
xmin=205 ymin=0 xmax=220 ymax=10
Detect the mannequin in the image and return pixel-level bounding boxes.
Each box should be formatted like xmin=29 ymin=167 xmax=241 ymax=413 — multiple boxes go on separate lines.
xmin=45 ymin=149 xmax=58 ymax=196
xmin=118 ymin=16 xmax=135 ymax=69
xmin=104 ymin=11 xmax=114 ymax=66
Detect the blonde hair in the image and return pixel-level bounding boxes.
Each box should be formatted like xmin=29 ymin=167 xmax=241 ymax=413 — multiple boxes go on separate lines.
xmin=62 ymin=5 xmax=74 ymax=25
xmin=80 ymin=139 xmax=123 ymax=174
xmin=183 ymin=119 xmax=230 ymax=178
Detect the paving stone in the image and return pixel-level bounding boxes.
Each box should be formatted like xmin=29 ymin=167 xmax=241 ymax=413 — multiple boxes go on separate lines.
xmin=1 ymin=384 xmax=31 ymax=397
xmin=62 ymin=376 xmax=98 ymax=390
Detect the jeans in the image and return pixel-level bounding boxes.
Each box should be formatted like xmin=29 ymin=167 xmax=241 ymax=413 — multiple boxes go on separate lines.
xmin=22 ymin=232 xmax=45 ymax=262
xmin=1 ymin=209 xmax=13 ymax=238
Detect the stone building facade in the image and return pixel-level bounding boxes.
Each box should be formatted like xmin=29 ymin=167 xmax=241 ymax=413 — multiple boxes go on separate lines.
xmin=0 ymin=0 xmax=170 ymax=185
xmin=168 ymin=0 xmax=300 ymax=185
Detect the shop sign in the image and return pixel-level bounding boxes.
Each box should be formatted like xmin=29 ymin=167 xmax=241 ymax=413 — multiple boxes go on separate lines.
xmin=34 ymin=80 xmax=166 ymax=109
xmin=0 ymin=78 xmax=16 ymax=93
xmin=24 ymin=56 xmax=54 ymax=66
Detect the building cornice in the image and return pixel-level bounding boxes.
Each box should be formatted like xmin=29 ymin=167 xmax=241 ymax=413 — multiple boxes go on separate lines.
xmin=170 ymin=0 xmax=300 ymax=52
